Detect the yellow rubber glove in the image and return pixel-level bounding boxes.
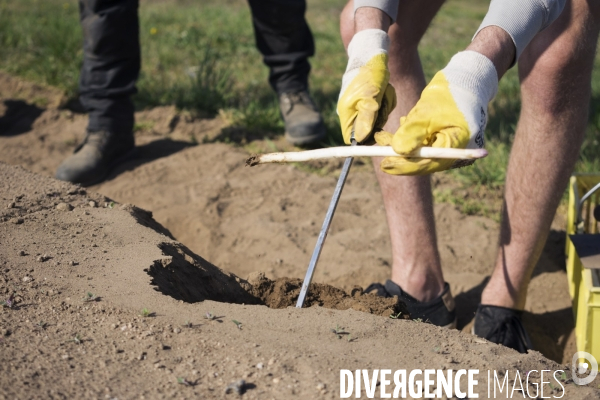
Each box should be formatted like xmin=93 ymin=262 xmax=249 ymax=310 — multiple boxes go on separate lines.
xmin=337 ymin=29 xmax=397 ymax=144
xmin=377 ymin=51 xmax=498 ymax=175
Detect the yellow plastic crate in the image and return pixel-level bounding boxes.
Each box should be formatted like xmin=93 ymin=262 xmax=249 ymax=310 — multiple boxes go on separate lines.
xmin=566 ymin=174 xmax=600 ymax=361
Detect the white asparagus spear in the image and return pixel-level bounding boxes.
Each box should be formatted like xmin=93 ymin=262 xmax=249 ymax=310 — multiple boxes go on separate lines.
xmin=246 ymin=146 xmax=487 ymax=166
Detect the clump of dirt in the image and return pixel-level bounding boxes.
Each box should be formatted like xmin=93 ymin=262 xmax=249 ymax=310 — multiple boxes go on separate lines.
xmin=247 ymin=273 xmax=408 ymax=317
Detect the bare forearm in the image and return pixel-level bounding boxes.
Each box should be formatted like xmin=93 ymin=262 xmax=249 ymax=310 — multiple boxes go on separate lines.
xmin=467 ymin=26 xmax=515 ymax=81
xmin=354 ymin=7 xmax=391 ymax=33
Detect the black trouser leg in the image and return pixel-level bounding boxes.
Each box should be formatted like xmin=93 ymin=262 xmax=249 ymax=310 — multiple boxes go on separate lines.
xmin=247 ymin=0 xmax=314 ymax=95
xmin=78 ymin=0 xmax=140 ymax=135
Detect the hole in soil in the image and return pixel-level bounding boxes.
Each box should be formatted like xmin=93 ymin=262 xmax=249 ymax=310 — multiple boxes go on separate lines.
xmin=147 ymin=242 xmax=408 ymax=317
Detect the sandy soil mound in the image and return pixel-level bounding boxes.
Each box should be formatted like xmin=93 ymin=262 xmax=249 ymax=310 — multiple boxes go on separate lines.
xmin=1 ymin=162 xmax=597 ymax=399
xmin=1 ymin=71 xmax=598 ymax=398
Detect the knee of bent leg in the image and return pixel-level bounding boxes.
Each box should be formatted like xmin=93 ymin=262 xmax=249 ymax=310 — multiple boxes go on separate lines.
xmin=519 ymin=46 xmax=581 ymax=114
xmin=520 ymin=0 xmax=600 ymax=77
xmin=519 ymin=42 xmax=572 ymax=84
xmin=519 ymin=23 xmax=598 ymax=104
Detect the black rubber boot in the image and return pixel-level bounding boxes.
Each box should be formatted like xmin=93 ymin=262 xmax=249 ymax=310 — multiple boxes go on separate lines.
xmin=473 ymin=304 xmax=533 ymax=353
xmin=55 ymin=131 xmax=135 ymax=186
xmin=279 ymin=91 xmax=326 ymax=146
xmin=365 ymin=280 xmax=457 ymax=328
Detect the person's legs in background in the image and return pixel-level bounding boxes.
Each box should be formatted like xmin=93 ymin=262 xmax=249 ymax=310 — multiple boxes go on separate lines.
xmin=56 ymin=0 xmax=140 ymax=186
xmin=474 ymin=0 xmax=600 ymax=351
xmin=247 ymin=0 xmax=325 ymax=146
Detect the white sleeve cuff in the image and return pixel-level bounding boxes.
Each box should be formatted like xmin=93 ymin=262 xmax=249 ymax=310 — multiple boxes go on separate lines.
xmin=346 ymin=29 xmax=389 ymax=66
xmin=354 ymin=0 xmax=399 ymax=23
xmin=444 ymin=51 xmax=498 ymax=104
xmin=339 ymin=29 xmax=390 ymax=98
xmin=474 ymin=0 xmax=566 ymax=65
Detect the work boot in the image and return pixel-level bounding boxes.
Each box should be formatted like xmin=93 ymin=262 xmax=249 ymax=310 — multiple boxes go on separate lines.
xmin=279 ymin=90 xmax=326 ymax=146
xmin=55 ymin=130 xmax=135 ymax=186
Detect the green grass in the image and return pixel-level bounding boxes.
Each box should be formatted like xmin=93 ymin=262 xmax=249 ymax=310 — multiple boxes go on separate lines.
xmin=434 ymin=189 xmax=487 ymax=216
xmin=1 ymin=0 xmax=599 ymax=194
xmin=450 ymin=139 xmax=510 ymax=189
xmin=0 ymin=0 xmax=81 ymax=96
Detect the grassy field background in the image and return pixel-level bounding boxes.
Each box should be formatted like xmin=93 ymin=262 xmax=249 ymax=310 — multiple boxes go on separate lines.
xmin=1 ymin=0 xmax=599 ymax=194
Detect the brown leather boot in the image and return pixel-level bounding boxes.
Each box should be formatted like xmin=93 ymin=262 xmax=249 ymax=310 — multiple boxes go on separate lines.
xmin=55 ymin=130 xmax=135 ymax=186
xmin=279 ymin=90 xmax=326 ymax=146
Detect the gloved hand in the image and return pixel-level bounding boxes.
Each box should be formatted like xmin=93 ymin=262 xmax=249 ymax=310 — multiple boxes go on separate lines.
xmin=376 ymin=51 xmax=498 ymax=175
xmin=337 ymin=29 xmax=397 ymax=144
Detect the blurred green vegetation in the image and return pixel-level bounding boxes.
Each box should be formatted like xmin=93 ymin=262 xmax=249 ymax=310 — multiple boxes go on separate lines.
xmin=0 ymin=0 xmax=599 ymax=191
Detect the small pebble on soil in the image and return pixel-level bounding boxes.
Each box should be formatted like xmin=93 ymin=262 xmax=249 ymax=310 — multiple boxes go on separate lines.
xmin=56 ymin=202 xmax=73 ymax=211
